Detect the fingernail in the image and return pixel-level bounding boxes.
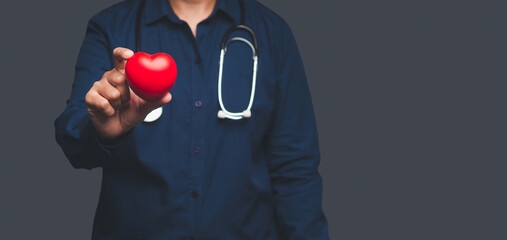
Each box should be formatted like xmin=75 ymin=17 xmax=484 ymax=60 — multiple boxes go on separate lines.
xmin=124 ymin=50 xmax=134 ymax=58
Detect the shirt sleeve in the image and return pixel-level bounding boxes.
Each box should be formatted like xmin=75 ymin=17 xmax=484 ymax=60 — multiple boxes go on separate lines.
xmin=54 ymin=14 xmax=127 ymax=170
xmin=264 ymin=23 xmax=330 ymax=239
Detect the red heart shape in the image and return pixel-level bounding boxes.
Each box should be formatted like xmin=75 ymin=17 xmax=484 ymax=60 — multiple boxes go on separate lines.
xmin=125 ymin=52 xmax=177 ymax=101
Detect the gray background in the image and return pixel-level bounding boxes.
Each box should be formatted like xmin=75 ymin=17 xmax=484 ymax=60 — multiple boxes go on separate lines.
xmin=0 ymin=0 xmax=505 ymax=239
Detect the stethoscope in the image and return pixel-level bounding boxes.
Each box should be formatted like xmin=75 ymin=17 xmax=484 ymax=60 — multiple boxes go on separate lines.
xmin=135 ymin=0 xmax=259 ymax=122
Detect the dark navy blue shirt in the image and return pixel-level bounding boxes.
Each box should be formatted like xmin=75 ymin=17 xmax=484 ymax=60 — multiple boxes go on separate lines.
xmin=54 ymin=0 xmax=328 ymax=239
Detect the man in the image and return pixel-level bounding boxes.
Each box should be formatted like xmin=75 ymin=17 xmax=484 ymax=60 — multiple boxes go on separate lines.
xmin=54 ymin=0 xmax=329 ymax=239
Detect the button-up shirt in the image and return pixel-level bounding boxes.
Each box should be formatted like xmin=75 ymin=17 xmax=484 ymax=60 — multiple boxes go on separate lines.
xmin=54 ymin=0 xmax=329 ymax=239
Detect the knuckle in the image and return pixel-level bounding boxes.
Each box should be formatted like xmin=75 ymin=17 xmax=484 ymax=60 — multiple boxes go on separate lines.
xmin=110 ymin=73 xmax=125 ymax=85
xmin=97 ymin=99 xmax=109 ymax=110
xmin=92 ymin=80 xmax=102 ymax=89
xmin=85 ymin=93 xmax=92 ymax=105
xmin=85 ymin=90 xmax=93 ymax=101
xmin=110 ymin=89 xmax=121 ymax=100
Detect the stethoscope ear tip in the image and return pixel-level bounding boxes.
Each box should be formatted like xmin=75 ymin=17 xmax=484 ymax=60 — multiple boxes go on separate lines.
xmin=242 ymin=110 xmax=251 ymax=118
xmin=217 ymin=110 xmax=227 ymax=119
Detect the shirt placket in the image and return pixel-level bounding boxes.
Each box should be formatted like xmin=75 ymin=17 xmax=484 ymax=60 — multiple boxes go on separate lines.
xmin=185 ymin=22 xmax=207 ymax=238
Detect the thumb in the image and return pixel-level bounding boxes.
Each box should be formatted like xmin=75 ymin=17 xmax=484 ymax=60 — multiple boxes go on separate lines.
xmin=113 ymin=47 xmax=134 ymax=73
xmin=139 ymin=92 xmax=172 ymax=115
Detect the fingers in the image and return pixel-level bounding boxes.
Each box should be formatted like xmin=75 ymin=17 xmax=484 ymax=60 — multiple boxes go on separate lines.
xmin=86 ymin=70 xmax=129 ymax=117
xmin=113 ymin=47 xmax=134 ymax=73
xmin=150 ymin=92 xmax=172 ymax=108
xmin=158 ymin=92 xmax=173 ymax=105
xmin=85 ymin=89 xmax=115 ymax=117
xmin=95 ymin=80 xmax=122 ymax=109
xmin=106 ymin=70 xmax=130 ymax=104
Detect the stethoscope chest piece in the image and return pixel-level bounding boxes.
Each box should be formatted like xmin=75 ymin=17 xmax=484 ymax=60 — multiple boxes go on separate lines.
xmin=144 ymin=107 xmax=163 ymax=122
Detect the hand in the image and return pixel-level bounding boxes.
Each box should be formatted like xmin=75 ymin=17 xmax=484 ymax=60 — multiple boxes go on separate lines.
xmin=85 ymin=47 xmax=172 ymax=141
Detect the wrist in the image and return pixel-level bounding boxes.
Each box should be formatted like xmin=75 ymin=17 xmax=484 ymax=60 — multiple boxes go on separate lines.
xmin=96 ymin=128 xmax=132 ymax=146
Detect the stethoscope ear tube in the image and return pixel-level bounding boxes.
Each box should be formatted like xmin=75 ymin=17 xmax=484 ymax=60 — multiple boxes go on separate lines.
xmin=217 ymin=35 xmax=258 ymax=120
xmin=135 ymin=0 xmax=145 ymax=53
xmin=220 ymin=25 xmax=258 ymax=57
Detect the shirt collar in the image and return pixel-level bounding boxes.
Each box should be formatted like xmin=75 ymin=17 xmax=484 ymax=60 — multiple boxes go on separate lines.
xmin=144 ymin=0 xmax=241 ymax=25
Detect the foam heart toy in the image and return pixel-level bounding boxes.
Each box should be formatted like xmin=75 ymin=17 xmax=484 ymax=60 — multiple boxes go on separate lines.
xmin=125 ymin=52 xmax=177 ymax=101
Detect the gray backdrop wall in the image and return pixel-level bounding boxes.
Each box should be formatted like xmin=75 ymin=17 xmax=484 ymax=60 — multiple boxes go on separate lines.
xmin=0 ymin=0 xmax=504 ymax=239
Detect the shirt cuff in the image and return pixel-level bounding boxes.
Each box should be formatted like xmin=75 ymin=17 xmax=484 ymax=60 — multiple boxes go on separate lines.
xmin=87 ymin=121 xmax=133 ymax=156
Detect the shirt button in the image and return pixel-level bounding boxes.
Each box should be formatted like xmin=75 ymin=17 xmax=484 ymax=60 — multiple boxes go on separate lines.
xmin=194 ymin=100 xmax=202 ymax=108
xmin=194 ymin=58 xmax=201 ymax=64
xmin=194 ymin=146 xmax=200 ymax=153
xmin=192 ymin=191 xmax=198 ymax=198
